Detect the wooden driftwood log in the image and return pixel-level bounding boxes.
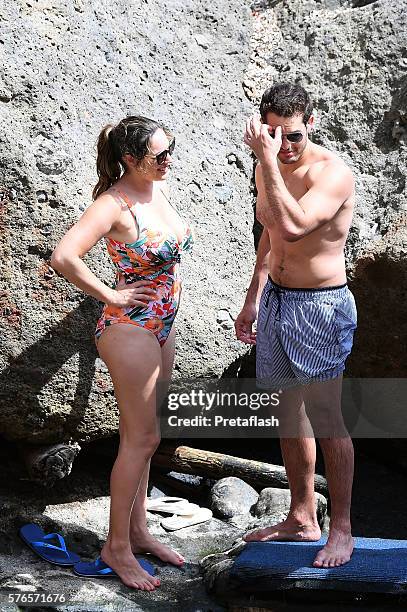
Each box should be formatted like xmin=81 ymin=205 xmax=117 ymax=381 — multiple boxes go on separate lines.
xmin=152 ymin=444 xmax=328 ymax=496
xmin=19 ymin=442 xmax=81 ymax=486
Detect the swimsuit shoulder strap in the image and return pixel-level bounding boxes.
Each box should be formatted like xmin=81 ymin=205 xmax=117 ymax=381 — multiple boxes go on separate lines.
xmin=160 ymin=187 xmax=170 ymax=204
xmin=110 ymin=187 xmax=134 ymax=212
xmin=160 ymin=187 xmax=184 ymax=221
xmin=109 ymin=187 xmax=142 ymax=235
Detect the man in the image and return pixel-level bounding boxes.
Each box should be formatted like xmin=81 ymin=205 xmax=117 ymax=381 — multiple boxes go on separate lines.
xmin=235 ymin=83 xmax=357 ymax=568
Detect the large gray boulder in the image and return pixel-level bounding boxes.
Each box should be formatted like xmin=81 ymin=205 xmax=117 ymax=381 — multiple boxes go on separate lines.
xmin=253 ymin=486 xmax=328 ymax=528
xmin=210 ymin=477 xmax=259 ymax=518
xmin=1 ymin=0 xmax=406 ymax=448
xmin=0 ymin=0 xmax=253 ymax=444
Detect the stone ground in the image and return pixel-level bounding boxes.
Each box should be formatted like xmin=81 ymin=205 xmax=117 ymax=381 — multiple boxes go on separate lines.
xmin=0 ymin=438 xmax=406 ymax=611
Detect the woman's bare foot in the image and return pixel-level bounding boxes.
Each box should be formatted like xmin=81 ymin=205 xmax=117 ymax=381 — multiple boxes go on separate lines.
xmin=313 ymin=526 xmax=354 ymax=568
xmin=101 ymin=541 xmax=160 ymax=590
xmin=244 ymin=516 xmax=321 ymax=543
xmin=131 ymin=530 xmax=185 ymax=566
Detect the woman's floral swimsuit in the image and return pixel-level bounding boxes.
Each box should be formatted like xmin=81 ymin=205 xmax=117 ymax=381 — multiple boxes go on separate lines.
xmin=95 ymin=187 xmax=193 ymax=346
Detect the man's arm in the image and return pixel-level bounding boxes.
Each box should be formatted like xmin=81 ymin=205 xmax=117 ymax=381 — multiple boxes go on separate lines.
xmin=243 ymin=227 xmax=270 ymax=308
xmin=244 ymin=116 xmax=354 ymax=243
xmin=235 ymin=226 xmax=270 ymax=344
xmin=259 ymin=159 xmax=354 ymax=242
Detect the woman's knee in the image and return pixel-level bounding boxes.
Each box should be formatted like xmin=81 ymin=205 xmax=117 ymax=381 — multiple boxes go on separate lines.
xmin=120 ymin=430 xmax=161 ymax=457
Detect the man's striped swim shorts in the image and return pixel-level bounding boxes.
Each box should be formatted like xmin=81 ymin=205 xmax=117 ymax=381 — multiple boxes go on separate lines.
xmin=256 ymin=276 xmax=357 ymax=389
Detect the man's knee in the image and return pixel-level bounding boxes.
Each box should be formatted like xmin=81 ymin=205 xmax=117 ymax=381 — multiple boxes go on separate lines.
xmin=305 ymin=398 xmax=348 ymax=438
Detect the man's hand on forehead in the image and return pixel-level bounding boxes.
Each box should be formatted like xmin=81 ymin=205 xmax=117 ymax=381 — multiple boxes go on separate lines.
xmin=244 ymin=114 xmax=282 ymax=161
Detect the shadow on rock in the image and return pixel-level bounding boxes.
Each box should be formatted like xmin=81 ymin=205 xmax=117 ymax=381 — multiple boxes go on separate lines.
xmin=374 ymin=74 xmax=407 ymax=155
xmin=0 ymin=298 xmax=100 ymax=444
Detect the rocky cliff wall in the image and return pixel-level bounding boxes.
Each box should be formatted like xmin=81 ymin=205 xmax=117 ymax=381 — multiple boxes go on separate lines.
xmin=0 ymin=0 xmax=253 ymax=443
xmin=1 ymin=0 xmax=406 ymax=445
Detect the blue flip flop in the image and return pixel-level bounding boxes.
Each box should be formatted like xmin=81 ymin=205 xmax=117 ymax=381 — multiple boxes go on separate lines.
xmin=19 ymin=523 xmax=81 ymax=566
xmin=73 ymin=556 xmax=155 ymax=578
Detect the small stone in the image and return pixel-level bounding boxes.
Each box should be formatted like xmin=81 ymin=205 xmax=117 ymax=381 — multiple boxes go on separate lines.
xmin=36 ymin=190 xmax=48 ymax=203
xmin=95 ymin=357 xmax=108 ymax=373
xmin=167 ymin=471 xmax=204 ymax=487
xmin=73 ymin=0 xmax=84 ymax=11
xmin=216 ymin=309 xmax=234 ymax=330
xmin=195 ymin=34 xmax=212 ymax=49
xmin=35 ymin=137 xmax=69 ymax=176
xmin=214 ymin=184 xmax=233 ymax=203
xmin=392 ymin=119 xmax=407 ymax=142
xmin=213 ymin=116 xmax=225 ymax=130
xmin=242 ymin=78 xmax=255 ymax=90
xmin=40 ymin=224 xmax=52 ymax=236
xmin=44 ymin=267 xmax=55 ymax=280
xmin=0 ymin=88 xmax=13 ymax=102
xmin=36 ymin=153 xmax=68 ymax=175
xmin=210 ymin=477 xmax=259 ymax=518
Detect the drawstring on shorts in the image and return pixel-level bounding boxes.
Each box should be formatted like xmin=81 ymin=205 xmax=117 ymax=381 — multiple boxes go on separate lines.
xmin=265 ymin=280 xmax=282 ymax=322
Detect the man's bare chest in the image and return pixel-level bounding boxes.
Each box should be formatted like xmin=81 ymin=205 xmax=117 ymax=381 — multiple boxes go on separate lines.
xmin=280 ymin=169 xmax=309 ymax=201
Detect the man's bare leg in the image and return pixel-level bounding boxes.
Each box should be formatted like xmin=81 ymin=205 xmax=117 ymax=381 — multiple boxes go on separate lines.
xmin=305 ymin=376 xmax=354 ymax=568
xmin=244 ymin=386 xmax=321 ymax=542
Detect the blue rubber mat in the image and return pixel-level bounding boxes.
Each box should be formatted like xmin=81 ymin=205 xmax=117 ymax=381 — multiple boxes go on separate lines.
xmin=231 ymin=537 xmax=407 ymax=594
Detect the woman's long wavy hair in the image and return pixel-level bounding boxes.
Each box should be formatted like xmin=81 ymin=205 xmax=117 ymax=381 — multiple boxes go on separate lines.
xmin=92 ymin=115 xmax=173 ymax=200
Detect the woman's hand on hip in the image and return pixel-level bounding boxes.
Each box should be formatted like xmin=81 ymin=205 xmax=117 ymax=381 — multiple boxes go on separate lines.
xmin=107 ymin=279 xmax=157 ymax=308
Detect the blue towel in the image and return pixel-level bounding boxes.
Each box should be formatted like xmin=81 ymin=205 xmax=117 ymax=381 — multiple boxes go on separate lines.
xmin=231 ymin=537 xmax=407 ymax=593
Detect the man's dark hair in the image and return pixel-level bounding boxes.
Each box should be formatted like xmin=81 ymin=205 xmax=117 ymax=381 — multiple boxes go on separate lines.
xmin=260 ymin=82 xmax=313 ymax=124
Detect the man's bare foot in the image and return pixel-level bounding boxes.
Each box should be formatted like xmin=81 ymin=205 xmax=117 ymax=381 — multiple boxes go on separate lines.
xmin=313 ymin=527 xmax=354 ymax=568
xmin=131 ymin=530 xmax=185 ymax=567
xmin=244 ymin=517 xmax=321 ymax=543
xmin=101 ymin=542 xmax=160 ymax=590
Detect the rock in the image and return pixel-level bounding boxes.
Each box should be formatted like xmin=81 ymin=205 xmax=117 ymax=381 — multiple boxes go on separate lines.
xmin=216 ymin=309 xmax=235 ymax=330
xmin=195 ymin=34 xmax=212 ymax=49
xmin=224 ymin=512 xmax=255 ymax=532
xmin=0 ymin=87 xmax=13 ymax=103
xmin=213 ymin=183 xmax=234 ymax=203
xmin=210 ymin=477 xmax=259 ymax=518
xmin=253 ymin=487 xmax=328 ymax=528
xmin=253 ymin=486 xmax=291 ymax=517
xmin=347 ymin=224 xmax=407 ymax=377
xmin=0 ymin=455 xmax=230 ymax=611
xmin=0 ymin=0 xmax=253 ymax=445
xmin=20 ymin=442 xmax=81 ymax=486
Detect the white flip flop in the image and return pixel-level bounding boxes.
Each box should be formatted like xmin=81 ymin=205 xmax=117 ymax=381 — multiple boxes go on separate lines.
xmin=160 ymin=507 xmax=213 ymax=531
xmin=146 ymin=496 xmax=199 ymax=516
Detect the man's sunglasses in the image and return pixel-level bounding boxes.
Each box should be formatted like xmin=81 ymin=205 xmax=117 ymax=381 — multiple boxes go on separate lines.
xmin=155 ymin=138 xmax=175 ymax=165
xmin=269 ymin=129 xmax=305 ymax=143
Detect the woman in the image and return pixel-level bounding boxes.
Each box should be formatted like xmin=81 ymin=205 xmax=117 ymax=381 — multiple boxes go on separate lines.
xmin=51 ymin=116 xmax=193 ymax=590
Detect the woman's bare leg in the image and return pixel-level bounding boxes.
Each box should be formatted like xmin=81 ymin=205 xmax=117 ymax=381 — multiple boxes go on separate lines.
xmin=97 ymin=324 xmax=162 ymax=590
xmin=129 ymin=326 xmax=185 ymax=565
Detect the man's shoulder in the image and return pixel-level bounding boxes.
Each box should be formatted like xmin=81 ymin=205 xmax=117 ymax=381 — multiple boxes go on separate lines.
xmin=306 ymin=154 xmax=353 ymax=188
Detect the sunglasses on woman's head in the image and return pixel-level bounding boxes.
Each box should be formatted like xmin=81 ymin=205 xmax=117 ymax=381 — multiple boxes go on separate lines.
xmin=155 ymin=138 xmax=175 ymax=165
xmin=269 ymin=129 xmax=305 ymax=143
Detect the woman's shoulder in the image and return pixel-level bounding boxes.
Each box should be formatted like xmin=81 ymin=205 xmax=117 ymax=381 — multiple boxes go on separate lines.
xmin=95 ymin=187 xmax=129 ymax=212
